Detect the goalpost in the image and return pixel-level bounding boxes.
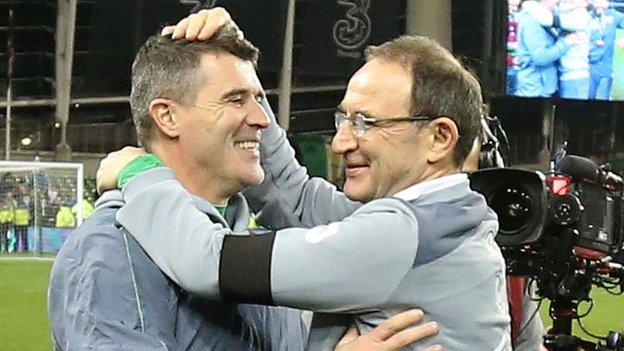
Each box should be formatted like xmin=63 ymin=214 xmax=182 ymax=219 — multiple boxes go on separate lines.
xmin=0 ymin=161 xmax=84 ymax=254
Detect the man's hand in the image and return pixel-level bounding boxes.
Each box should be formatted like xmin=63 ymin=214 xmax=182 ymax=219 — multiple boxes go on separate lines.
xmin=161 ymin=7 xmax=241 ymax=41
xmin=96 ymin=146 xmax=146 ymax=194
xmin=334 ymin=310 xmax=442 ymax=351
xmin=562 ymin=32 xmax=583 ymax=46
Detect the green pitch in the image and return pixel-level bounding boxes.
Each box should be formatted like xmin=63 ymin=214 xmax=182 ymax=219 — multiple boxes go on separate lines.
xmin=539 ymin=288 xmax=624 ymax=344
xmin=0 ymin=255 xmax=53 ymax=351
xmin=0 ymin=254 xmax=622 ymax=350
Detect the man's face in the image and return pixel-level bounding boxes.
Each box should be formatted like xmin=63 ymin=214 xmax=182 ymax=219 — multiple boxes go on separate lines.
xmin=559 ymin=0 xmax=587 ymax=9
xmin=174 ymin=52 xmax=268 ymax=195
xmin=593 ymin=0 xmax=610 ymax=13
xmin=331 ymin=59 xmax=430 ymax=202
xmin=508 ymin=0 xmax=521 ymax=12
xmin=542 ymin=0 xmax=560 ymax=11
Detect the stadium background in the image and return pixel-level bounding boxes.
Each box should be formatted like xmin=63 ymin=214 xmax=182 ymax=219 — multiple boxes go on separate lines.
xmin=0 ymin=0 xmax=623 ymax=349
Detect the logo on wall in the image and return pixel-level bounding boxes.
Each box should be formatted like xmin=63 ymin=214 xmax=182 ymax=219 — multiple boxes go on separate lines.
xmin=179 ymin=0 xmax=217 ymax=12
xmin=333 ymin=0 xmax=371 ymax=57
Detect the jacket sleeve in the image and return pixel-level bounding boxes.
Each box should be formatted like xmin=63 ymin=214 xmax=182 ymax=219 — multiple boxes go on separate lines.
xmin=117 ymin=168 xmax=227 ymax=298
xmin=520 ymin=19 xmax=569 ymax=66
xmin=615 ymin=11 xmax=624 ymax=28
xmin=243 ymin=99 xmax=361 ymax=229
xmin=589 ymin=29 xmax=606 ymax=63
xmin=264 ymin=199 xmax=419 ymax=313
xmin=118 ymin=168 xmax=419 ymax=312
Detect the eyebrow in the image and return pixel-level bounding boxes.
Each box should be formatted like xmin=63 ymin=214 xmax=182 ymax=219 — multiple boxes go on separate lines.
xmin=220 ymin=88 xmax=264 ymax=101
xmin=335 ymin=105 xmax=375 ymax=117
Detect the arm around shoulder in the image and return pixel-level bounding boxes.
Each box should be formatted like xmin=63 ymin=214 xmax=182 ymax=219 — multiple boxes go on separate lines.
xmin=267 ymin=198 xmax=419 ymax=312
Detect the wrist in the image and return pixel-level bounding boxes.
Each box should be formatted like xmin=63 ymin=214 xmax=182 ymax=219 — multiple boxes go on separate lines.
xmin=117 ymin=154 xmax=164 ymax=188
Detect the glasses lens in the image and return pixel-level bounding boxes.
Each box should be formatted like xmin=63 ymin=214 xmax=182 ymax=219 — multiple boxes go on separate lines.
xmin=334 ymin=112 xmax=366 ymax=136
xmin=353 ymin=114 xmax=367 ymax=136
xmin=334 ymin=111 xmax=345 ymax=130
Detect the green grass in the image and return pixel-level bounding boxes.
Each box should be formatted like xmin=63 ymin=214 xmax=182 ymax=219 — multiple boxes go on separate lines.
xmin=538 ymin=288 xmax=624 ymax=343
xmin=0 ymin=254 xmax=622 ymax=350
xmin=0 ymin=255 xmax=53 ymax=351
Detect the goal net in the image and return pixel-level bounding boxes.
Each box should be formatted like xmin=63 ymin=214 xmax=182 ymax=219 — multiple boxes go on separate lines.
xmin=0 ymin=161 xmax=84 ymax=254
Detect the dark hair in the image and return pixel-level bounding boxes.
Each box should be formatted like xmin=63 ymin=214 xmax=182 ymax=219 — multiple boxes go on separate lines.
xmin=130 ymin=25 xmax=259 ymax=150
xmin=365 ymin=35 xmax=482 ymax=166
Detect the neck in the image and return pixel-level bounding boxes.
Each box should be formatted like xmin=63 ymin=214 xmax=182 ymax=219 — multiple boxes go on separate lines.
xmin=418 ymin=166 xmax=461 ymax=184
xmin=389 ymin=163 xmax=460 ymax=197
xmin=151 ymin=142 xmax=231 ymax=205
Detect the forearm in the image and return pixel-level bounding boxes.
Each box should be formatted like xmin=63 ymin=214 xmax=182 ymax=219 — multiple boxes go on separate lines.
xmin=119 ymin=172 xmax=417 ymax=311
xmin=267 ymin=203 xmax=417 ymax=313
xmin=117 ymin=168 xmax=226 ymax=298
xmin=244 ymin=99 xmax=360 ymax=228
xmin=531 ymin=39 xmax=568 ymax=66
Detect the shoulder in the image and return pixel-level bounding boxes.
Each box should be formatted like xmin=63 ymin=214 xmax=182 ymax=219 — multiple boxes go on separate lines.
xmin=52 ymin=207 xmax=128 ymax=281
xmin=60 ymin=207 xmax=123 ymax=253
xmin=353 ymin=197 xmax=416 ymax=218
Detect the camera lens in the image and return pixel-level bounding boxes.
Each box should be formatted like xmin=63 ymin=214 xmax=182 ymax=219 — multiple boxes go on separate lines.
xmin=488 ymin=186 xmax=533 ymax=235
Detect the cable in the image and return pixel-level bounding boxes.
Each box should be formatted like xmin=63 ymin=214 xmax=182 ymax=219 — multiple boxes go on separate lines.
xmin=517 ymin=294 xmax=543 ymax=338
xmin=576 ymin=299 xmax=593 ymax=319
xmin=576 ymin=317 xmax=607 ymax=341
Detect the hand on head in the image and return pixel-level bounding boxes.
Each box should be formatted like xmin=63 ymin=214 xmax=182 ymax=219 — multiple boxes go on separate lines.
xmin=161 ymin=7 xmax=242 ymax=41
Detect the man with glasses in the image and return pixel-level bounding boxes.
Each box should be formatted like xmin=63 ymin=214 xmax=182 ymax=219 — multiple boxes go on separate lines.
xmin=49 ymin=25 xmax=436 ymax=351
xmin=97 ymin=8 xmax=511 ymax=350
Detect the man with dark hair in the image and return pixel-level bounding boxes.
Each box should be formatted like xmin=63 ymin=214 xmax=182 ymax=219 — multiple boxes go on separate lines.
xmin=98 ymin=8 xmax=511 ymax=350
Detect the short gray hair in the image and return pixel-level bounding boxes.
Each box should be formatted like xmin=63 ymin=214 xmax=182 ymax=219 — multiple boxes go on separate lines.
xmin=130 ymin=25 xmax=259 ymax=150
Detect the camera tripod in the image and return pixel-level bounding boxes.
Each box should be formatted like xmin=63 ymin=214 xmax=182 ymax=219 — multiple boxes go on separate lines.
xmin=542 ymin=291 xmax=623 ymax=351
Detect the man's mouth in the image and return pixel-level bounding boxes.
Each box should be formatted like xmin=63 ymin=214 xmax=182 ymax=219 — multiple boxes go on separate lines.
xmin=234 ymin=141 xmax=260 ymax=150
xmin=344 ymin=158 xmax=369 ymax=177
xmin=346 ymin=163 xmax=368 ymax=169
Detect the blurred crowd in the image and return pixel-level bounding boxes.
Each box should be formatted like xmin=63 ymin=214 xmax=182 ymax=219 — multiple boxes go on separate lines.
xmin=507 ymin=0 xmax=624 ymax=100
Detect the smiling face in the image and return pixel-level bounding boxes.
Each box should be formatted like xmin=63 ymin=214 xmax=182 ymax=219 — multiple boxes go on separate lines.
xmin=593 ymin=0 xmax=610 ymax=13
xmin=173 ymin=52 xmax=268 ymax=197
xmin=331 ymin=59 xmax=431 ymax=202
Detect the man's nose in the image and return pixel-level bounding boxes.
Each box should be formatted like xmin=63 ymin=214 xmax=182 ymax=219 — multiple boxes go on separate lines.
xmin=331 ymin=122 xmax=358 ymax=154
xmin=246 ymin=99 xmax=270 ymax=129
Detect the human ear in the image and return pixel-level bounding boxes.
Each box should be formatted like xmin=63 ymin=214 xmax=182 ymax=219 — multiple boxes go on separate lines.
xmin=149 ymin=98 xmax=179 ymax=138
xmin=427 ymin=117 xmax=459 ymax=164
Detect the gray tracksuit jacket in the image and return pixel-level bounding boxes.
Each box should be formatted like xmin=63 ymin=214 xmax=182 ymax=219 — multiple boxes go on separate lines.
xmin=115 ymin=103 xmax=511 ymax=351
xmin=48 ymin=190 xmax=306 ymax=350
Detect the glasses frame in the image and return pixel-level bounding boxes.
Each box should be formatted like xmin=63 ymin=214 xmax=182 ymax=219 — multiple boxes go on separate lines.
xmin=334 ymin=110 xmax=435 ymax=137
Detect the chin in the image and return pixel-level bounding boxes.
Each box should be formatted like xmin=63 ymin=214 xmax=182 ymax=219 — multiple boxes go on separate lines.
xmin=241 ymin=169 xmax=265 ymax=187
xmin=343 ymin=184 xmax=373 ymax=203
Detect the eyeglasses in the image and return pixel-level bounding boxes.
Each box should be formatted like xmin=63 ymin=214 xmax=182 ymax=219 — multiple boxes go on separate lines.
xmin=334 ymin=110 xmax=435 ymax=137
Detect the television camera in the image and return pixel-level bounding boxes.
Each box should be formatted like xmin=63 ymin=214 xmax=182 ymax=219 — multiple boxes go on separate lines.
xmin=470 ymin=117 xmax=624 ymax=351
